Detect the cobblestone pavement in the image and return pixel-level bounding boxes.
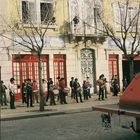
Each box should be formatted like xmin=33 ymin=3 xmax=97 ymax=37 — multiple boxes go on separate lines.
xmin=1 ymin=112 xmax=140 ymax=140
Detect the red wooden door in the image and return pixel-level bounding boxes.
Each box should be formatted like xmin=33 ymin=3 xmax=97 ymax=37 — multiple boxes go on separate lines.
xmin=12 ymin=54 xmax=49 ymax=100
xmin=108 ymin=54 xmax=119 ymax=87
xmin=53 ymin=54 xmax=67 ymax=85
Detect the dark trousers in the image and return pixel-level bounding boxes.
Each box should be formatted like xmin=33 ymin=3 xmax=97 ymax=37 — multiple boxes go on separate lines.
xmin=87 ymin=88 xmax=91 ymax=98
xmin=46 ymin=91 xmax=50 ymax=102
xmin=74 ymin=90 xmax=83 ymax=103
xmin=99 ymin=88 xmax=104 ymax=100
xmin=22 ymin=93 xmax=26 ymax=104
xmin=59 ymin=89 xmax=67 ymax=104
xmin=50 ymin=91 xmax=56 ymax=105
xmin=113 ymin=89 xmax=118 ymax=96
xmin=27 ymin=93 xmax=33 ymax=107
xmin=10 ymin=94 xmax=15 ymax=109
xmin=83 ymin=89 xmax=88 ymax=100
xmin=71 ymin=88 xmax=74 ymax=99
xmin=1 ymin=92 xmax=7 ymax=105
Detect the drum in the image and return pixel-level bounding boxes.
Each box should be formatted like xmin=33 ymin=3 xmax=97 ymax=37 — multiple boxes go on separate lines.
xmin=64 ymin=87 xmax=70 ymax=96
xmin=53 ymin=89 xmax=59 ymax=95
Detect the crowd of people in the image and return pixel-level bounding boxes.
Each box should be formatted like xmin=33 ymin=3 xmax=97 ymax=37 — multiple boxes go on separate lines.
xmin=0 ymin=74 xmax=127 ymax=109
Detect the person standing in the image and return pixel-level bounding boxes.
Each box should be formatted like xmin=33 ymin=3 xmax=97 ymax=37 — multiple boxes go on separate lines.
xmin=97 ymin=74 xmax=105 ymax=100
xmin=46 ymin=78 xmax=53 ymax=102
xmin=73 ymin=78 xmax=83 ymax=103
xmin=21 ymin=79 xmax=27 ymax=104
xmin=69 ymin=77 xmax=75 ymax=99
xmin=122 ymin=77 xmax=128 ymax=91
xmin=33 ymin=80 xmax=39 ymax=103
xmin=49 ymin=82 xmax=56 ymax=105
xmin=59 ymin=78 xmax=67 ymax=104
xmin=54 ymin=76 xmax=60 ymax=101
xmin=0 ymin=81 xmax=8 ymax=106
xmin=86 ymin=77 xmax=92 ymax=98
xmin=26 ymin=79 xmax=33 ymax=107
xmin=82 ymin=80 xmax=88 ymax=100
xmin=112 ymin=78 xmax=119 ymax=96
xmin=42 ymin=79 xmax=47 ymax=106
xmin=8 ymin=78 xmax=16 ymax=109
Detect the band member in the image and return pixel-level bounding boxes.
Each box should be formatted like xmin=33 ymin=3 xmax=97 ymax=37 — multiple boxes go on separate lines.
xmin=54 ymin=76 xmax=60 ymax=101
xmin=42 ymin=79 xmax=47 ymax=105
xmin=69 ymin=77 xmax=74 ymax=99
xmin=112 ymin=78 xmax=119 ymax=96
xmin=26 ymin=79 xmax=33 ymax=107
xmin=49 ymin=82 xmax=56 ymax=105
xmin=21 ymin=79 xmax=27 ymax=104
xmin=59 ymin=78 xmax=67 ymax=104
xmin=33 ymin=80 xmax=39 ymax=103
xmin=46 ymin=78 xmax=53 ymax=102
xmin=73 ymin=78 xmax=83 ymax=103
xmin=0 ymin=81 xmax=8 ymax=106
xmin=82 ymin=80 xmax=88 ymax=100
xmin=97 ymin=74 xmax=105 ymax=100
xmin=8 ymin=78 xmax=16 ymax=109
xmin=86 ymin=77 xmax=92 ymax=98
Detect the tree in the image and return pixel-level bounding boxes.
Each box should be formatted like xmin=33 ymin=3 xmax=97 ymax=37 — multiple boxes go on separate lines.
xmin=96 ymin=0 xmax=140 ymax=81
xmin=0 ymin=1 xmax=56 ymax=111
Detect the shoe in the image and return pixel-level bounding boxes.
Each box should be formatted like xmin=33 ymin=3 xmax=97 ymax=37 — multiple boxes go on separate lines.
xmin=30 ymin=105 xmax=34 ymax=107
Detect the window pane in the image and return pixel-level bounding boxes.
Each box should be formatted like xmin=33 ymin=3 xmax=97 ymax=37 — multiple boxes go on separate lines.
xmin=22 ymin=1 xmax=29 ymax=23
xmin=40 ymin=3 xmax=53 ymax=23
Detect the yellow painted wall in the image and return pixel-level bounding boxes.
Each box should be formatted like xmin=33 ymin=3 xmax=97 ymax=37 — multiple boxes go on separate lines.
xmin=6 ymin=0 xmax=69 ymax=35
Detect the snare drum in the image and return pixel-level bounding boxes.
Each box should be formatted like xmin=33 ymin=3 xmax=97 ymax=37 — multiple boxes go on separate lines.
xmin=64 ymin=87 xmax=70 ymax=93
xmin=53 ymin=89 xmax=59 ymax=95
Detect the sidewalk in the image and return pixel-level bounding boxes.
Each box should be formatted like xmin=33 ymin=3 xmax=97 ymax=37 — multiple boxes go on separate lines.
xmin=0 ymin=94 xmax=119 ymax=121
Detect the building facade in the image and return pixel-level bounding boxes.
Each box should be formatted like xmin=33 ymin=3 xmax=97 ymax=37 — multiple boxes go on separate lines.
xmin=0 ymin=0 xmax=140 ymax=98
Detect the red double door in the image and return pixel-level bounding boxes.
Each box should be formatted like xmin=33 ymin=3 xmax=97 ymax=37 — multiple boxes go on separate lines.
xmin=108 ymin=54 xmax=119 ymax=90
xmin=12 ymin=54 xmax=66 ymax=99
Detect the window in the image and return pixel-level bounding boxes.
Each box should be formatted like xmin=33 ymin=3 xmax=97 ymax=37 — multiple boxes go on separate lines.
xmin=112 ymin=3 xmax=138 ymax=30
xmin=94 ymin=7 xmax=101 ymax=26
xmin=21 ymin=0 xmax=55 ymax=24
xmin=21 ymin=0 xmax=36 ymax=23
xmin=22 ymin=1 xmax=29 ymax=23
xmin=40 ymin=2 xmax=53 ymax=23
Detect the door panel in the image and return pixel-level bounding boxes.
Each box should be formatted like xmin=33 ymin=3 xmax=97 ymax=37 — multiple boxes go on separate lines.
xmin=53 ymin=54 xmax=66 ymax=85
xmin=12 ymin=54 xmax=49 ymax=99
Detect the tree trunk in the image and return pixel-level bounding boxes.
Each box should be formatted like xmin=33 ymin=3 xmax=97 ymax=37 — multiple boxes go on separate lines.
xmin=129 ymin=59 xmax=134 ymax=82
xmin=38 ymin=54 xmax=45 ymax=111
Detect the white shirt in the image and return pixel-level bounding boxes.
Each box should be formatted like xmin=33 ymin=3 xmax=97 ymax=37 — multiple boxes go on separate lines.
xmin=8 ymin=83 xmax=16 ymax=94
